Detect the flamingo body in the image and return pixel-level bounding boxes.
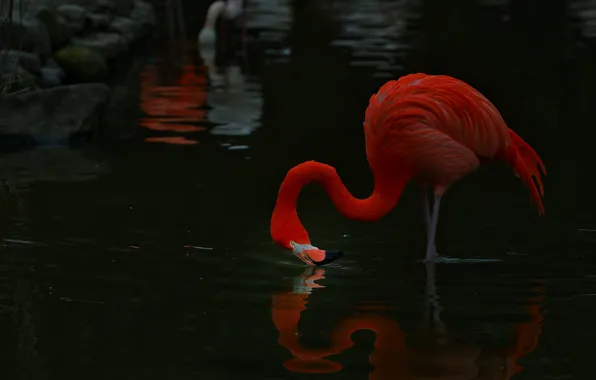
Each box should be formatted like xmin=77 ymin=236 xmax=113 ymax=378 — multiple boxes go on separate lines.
xmin=366 ymin=74 xmax=508 ymax=192
xmin=270 ymin=73 xmax=546 ymax=266
xmin=198 ymin=27 xmax=217 ymax=47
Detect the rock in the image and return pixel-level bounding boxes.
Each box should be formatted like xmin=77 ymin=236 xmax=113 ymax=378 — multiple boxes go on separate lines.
xmin=108 ymin=16 xmax=144 ymax=42
xmin=54 ymin=45 xmax=108 ymax=83
xmin=56 ymin=4 xmax=89 ymax=34
xmin=39 ymin=68 xmax=63 ymax=88
xmin=88 ymin=13 xmax=112 ymax=30
xmin=95 ymin=0 xmax=116 ymax=13
xmin=2 ymin=18 xmax=52 ymax=62
xmin=0 ymin=83 xmax=111 ymax=143
xmin=0 ymin=51 xmax=42 ymax=75
xmin=46 ymin=58 xmax=65 ymax=77
xmin=70 ymin=32 xmax=128 ymax=59
xmin=0 ymin=68 xmax=37 ymax=95
xmin=36 ymin=7 xmax=73 ymax=49
xmin=0 ymin=55 xmax=37 ymax=94
xmin=113 ymin=0 xmax=135 ymax=16
xmin=41 ymin=0 xmax=103 ymax=11
xmin=39 ymin=59 xmax=65 ymax=88
xmin=94 ymin=0 xmax=116 ymax=13
xmin=0 ymin=54 xmax=21 ymax=73
xmin=131 ymin=0 xmax=156 ymax=29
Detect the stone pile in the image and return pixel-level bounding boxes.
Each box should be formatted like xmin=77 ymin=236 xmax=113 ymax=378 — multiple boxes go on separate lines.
xmin=0 ymin=0 xmax=156 ymax=144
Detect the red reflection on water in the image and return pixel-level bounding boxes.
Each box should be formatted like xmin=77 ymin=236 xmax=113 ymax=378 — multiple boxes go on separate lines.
xmin=139 ymin=62 xmax=208 ymax=142
xmin=141 ymin=121 xmax=206 ymax=133
xmin=145 ymin=136 xmax=198 ymax=145
xmin=272 ymin=267 xmax=545 ymax=379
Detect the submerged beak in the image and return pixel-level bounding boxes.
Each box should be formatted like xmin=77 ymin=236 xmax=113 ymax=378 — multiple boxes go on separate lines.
xmin=290 ymin=242 xmax=344 ymax=266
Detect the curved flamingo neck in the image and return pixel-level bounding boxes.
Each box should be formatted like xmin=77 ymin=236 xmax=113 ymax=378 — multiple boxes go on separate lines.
xmin=203 ymin=1 xmax=226 ymax=30
xmin=272 ymin=292 xmax=406 ymax=367
xmin=270 ymin=160 xmax=410 ymax=249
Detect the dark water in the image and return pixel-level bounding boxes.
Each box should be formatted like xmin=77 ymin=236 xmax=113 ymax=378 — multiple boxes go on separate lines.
xmin=2 ymin=0 xmax=596 ymax=378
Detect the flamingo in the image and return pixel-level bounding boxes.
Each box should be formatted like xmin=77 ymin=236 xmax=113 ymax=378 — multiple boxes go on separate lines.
xmin=270 ymin=73 xmax=546 ymax=266
xmin=198 ymin=0 xmax=244 ymax=51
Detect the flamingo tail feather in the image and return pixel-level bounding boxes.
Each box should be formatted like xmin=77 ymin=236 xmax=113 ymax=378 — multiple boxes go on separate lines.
xmin=505 ymin=129 xmax=546 ymax=215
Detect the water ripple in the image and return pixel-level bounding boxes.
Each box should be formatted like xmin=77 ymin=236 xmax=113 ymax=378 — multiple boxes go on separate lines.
xmin=140 ymin=45 xmax=263 ymax=147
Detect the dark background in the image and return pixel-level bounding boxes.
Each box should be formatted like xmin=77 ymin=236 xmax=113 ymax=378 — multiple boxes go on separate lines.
xmin=0 ymin=0 xmax=595 ymax=378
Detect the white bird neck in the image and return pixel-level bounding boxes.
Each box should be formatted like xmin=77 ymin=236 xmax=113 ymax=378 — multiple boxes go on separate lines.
xmin=203 ymin=1 xmax=226 ymax=30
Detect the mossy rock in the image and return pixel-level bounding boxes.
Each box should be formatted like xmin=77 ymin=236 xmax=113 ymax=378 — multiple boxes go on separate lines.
xmin=54 ymin=45 xmax=108 ymax=83
xmin=37 ymin=8 xmax=73 ymax=49
xmin=0 ymin=70 xmax=37 ymax=96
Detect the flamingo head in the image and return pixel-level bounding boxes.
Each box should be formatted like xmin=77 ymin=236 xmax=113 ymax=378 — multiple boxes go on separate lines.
xmin=223 ymin=0 xmax=243 ymax=19
xmin=288 ymin=241 xmax=343 ymax=267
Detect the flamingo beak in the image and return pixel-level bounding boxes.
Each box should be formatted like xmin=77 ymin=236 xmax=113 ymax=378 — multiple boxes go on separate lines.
xmin=290 ymin=241 xmax=343 ymax=266
xmin=313 ymin=250 xmax=344 ymax=266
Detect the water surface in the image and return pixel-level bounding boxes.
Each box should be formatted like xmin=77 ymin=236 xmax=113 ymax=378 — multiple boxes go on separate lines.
xmin=1 ymin=0 xmax=596 ymax=379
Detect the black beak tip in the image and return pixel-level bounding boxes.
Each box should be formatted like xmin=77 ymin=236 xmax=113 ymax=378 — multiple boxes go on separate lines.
xmin=314 ymin=250 xmax=344 ymax=266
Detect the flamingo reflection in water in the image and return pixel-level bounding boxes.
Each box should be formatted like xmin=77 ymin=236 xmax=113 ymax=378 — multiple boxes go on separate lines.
xmin=271 ymin=265 xmax=544 ymax=379
xmin=197 ymin=1 xmax=262 ymax=138
xmin=139 ymin=53 xmax=209 ymax=145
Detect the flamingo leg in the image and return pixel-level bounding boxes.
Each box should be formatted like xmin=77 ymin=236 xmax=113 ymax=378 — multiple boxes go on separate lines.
xmin=421 ymin=188 xmax=431 ymax=233
xmin=424 ymin=195 xmax=441 ymax=263
xmin=421 ymin=188 xmax=437 ymax=256
xmin=424 ymin=262 xmax=444 ymax=328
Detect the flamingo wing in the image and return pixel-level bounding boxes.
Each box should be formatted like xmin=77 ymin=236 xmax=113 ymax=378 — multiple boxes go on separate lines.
xmin=364 ymin=73 xmax=545 ymax=212
xmin=366 ymin=73 xmax=512 ymax=159
xmin=364 ymin=74 xmax=515 ymax=186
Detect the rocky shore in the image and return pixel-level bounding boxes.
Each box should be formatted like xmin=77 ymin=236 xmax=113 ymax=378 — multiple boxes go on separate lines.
xmin=0 ymin=0 xmax=156 ymax=145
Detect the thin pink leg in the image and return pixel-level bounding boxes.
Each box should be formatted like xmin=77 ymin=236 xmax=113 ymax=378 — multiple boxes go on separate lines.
xmin=424 ymin=194 xmax=441 ymax=263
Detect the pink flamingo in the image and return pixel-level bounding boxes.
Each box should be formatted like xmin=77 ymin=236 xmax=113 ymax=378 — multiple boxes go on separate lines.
xmin=270 ymin=73 xmax=546 ymax=266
